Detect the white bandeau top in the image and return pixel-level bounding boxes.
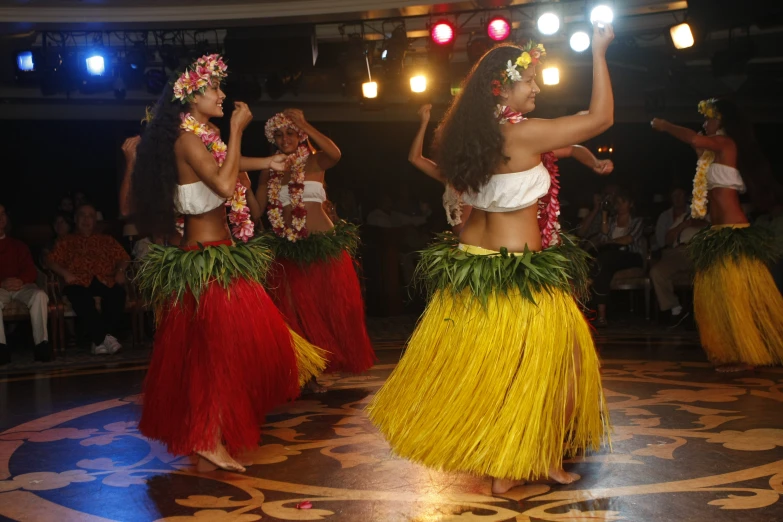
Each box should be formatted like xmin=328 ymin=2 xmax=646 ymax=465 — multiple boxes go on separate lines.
xmin=708 ymin=163 xmax=746 ymax=193
xmin=279 ymin=181 xmax=327 ymax=207
xmin=175 ymin=181 xmax=225 ymax=215
xmin=462 ymin=163 xmax=550 ymax=212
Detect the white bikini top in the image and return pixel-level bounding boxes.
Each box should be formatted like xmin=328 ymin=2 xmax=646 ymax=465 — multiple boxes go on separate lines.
xmin=175 ymin=181 xmax=225 ymax=215
xmin=707 ymin=163 xmax=746 ymax=193
xmin=279 ymin=181 xmax=327 ymax=207
xmin=461 ymin=163 xmax=550 ymax=212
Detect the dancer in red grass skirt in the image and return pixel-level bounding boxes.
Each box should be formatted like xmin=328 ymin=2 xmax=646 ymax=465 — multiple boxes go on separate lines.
xmin=129 ymin=55 xmax=324 ymax=472
xmin=256 ymin=110 xmax=375 ymax=391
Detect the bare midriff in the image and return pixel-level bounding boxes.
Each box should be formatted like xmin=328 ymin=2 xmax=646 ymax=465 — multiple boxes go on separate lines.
xmin=459 ymin=204 xmax=542 ymax=253
xmin=181 ymin=206 xmax=232 ymax=247
xmin=708 ymin=187 xmax=748 ymax=226
xmin=283 ymin=201 xmax=334 ymax=233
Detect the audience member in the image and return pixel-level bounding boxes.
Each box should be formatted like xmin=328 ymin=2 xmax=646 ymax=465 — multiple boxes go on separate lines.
xmin=590 ymin=189 xmax=646 ymax=327
xmin=47 ymin=204 xmax=129 ymax=355
xmin=0 ymin=204 xmax=51 ymax=363
xmin=578 ymin=183 xmax=619 ymax=251
xmin=41 ymin=212 xmax=73 ymax=267
xmin=650 ymin=187 xmax=709 ymax=326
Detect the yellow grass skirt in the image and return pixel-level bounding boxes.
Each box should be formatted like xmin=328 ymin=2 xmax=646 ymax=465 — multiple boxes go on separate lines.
xmin=367 ymin=244 xmax=609 ymax=481
xmin=693 ymin=225 xmax=783 ymax=366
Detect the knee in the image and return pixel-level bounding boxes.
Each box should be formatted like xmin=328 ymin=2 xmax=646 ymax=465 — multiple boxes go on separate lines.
xmin=32 ymin=289 xmax=49 ymax=305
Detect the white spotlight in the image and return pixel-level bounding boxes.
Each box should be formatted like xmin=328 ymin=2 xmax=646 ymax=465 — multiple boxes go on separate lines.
xmin=410 ymin=75 xmax=427 ymax=93
xmin=86 ymin=55 xmax=106 ymax=76
xmin=537 ymin=13 xmax=560 ymax=36
xmin=570 ymin=31 xmax=591 ymax=52
xmin=590 ymin=5 xmax=614 ymax=27
xmin=362 ymin=81 xmax=378 ymax=99
xmin=542 ymin=66 xmax=560 ymax=85
xmin=670 ymin=23 xmax=694 ymax=49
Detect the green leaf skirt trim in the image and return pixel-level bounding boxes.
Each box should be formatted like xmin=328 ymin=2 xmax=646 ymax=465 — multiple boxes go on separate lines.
xmin=265 ymin=220 xmax=360 ymax=265
xmin=415 ymin=233 xmax=591 ymax=305
xmin=135 ymin=236 xmax=273 ymax=310
xmin=688 ymin=225 xmax=782 ymax=273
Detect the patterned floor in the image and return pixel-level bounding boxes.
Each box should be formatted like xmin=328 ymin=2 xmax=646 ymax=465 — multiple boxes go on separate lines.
xmin=1 ymin=336 xmax=783 ymax=521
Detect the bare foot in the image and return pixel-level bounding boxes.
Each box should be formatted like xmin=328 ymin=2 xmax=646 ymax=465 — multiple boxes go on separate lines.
xmin=303 ymin=377 xmax=327 ymax=394
xmin=491 ymin=477 xmax=526 ymax=495
xmin=548 ymin=467 xmax=580 ymax=484
xmin=196 ymin=444 xmax=246 ymax=473
xmin=716 ymin=364 xmax=754 ymax=373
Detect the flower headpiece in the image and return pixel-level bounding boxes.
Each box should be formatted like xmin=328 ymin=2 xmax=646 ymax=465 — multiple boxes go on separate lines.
xmin=264 ymin=112 xmax=308 ymax=144
xmin=698 ymin=98 xmax=721 ymax=120
xmin=172 ymin=54 xmax=228 ymax=104
xmin=491 ymin=40 xmax=546 ymax=96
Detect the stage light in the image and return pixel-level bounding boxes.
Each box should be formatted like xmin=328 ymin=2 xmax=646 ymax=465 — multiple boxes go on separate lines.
xmin=17 ymin=51 xmax=34 ymax=72
xmin=670 ymin=23 xmax=694 ymax=49
xmin=570 ymin=31 xmax=591 ymax=52
xmin=537 ymin=13 xmax=560 ymax=36
xmin=362 ymin=81 xmax=378 ymax=98
xmin=590 ymin=5 xmax=613 ymax=27
xmin=542 ymin=66 xmax=560 ymax=85
xmin=487 ymin=17 xmax=511 ymax=41
xmin=430 ymin=21 xmax=455 ymax=46
xmin=410 ymin=75 xmax=427 ymax=93
xmin=85 ymin=54 xmax=105 ymax=76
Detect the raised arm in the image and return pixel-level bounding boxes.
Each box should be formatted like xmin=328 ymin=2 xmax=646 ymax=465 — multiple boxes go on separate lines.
xmin=284 ymin=109 xmax=341 ymax=170
xmin=409 ymin=104 xmax=447 ymax=184
xmin=119 ymin=136 xmax=140 ymax=217
xmin=651 ymin=119 xmax=734 ymax=154
xmin=178 ymin=102 xmax=252 ymax=198
xmin=512 ymin=24 xmax=614 ymax=154
xmin=552 ymin=144 xmax=614 ymax=175
xmin=239 ymin=154 xmax=287 ymax=172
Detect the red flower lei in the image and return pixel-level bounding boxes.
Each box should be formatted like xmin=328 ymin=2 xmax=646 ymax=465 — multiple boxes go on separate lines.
xmin=266 ymin=144 xmax=310 ymax=241
xmin=494 ymin=105 xmax=562 ymax=248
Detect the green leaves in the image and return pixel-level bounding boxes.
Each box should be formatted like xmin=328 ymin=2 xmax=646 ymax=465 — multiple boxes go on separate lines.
xmin=267 ymin=220 xmax=360 ymax=265
xmin=135 ymin=236 xmax=273 ymax=310
xmin=415 ymin=233 xmax=591 ymax=307
xmin=689 ymin=226 xmax=782 ymax=273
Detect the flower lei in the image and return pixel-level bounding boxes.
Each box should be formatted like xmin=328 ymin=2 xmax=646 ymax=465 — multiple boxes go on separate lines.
xmin=690 ymin=128 xmax=726 ymax=219
xmin=493 ymin=105 xmax=561 ymax=248
xmin=264 ymin=112 xmax=311 ymax=242
xmin=179 ymin=113 xmax=254 ymax=242
xmin=267 ymin=145 xmax=310 ymax=241
xmin=443 ymin=184 xmax=464 ymax=226
xmin=491 ymin=41 xmax=546 ymax=96
xmin=172 ymin=54 xmax=228 ymax=104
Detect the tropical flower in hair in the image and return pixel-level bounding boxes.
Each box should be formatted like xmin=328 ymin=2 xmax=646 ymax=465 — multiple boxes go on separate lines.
xmin=493 ymin=40 xmax=546 ymax=95
xmin=264 ymin=112 xmax=308 ymax=144
xmin=172 ymin=54 xmax=228 ymax=104
xmin=698 ymin=98 xmax=721 ymax=120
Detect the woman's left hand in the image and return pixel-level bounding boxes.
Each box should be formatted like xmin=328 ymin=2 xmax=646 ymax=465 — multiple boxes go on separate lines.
xmin=594 ymin=159 xmax=614 ymax=175
xmin=650 ymin=118 xmax=667 ymax=131
xmin=284 ymin=109 xmax=308 ymax=129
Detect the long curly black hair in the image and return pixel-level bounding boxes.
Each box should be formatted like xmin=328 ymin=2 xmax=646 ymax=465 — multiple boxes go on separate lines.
xmin=131 ymin=84 xmax=185 ymax=237
xmin=713 ymin=99 xmax=783 ymax=212
xmin=434 ymin=43 xmax=523 ymax=193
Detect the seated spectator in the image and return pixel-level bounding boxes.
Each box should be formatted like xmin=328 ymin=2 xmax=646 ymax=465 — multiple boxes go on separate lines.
xmin=58 ymin=195 xmax=75 ymax=214
xmin=47 ymin=204 xmax=129 ymax=355
xmin=41 ymin=212 xmax=73 ymax=267
xmin=0 ymin=204 xmax=51 ymax=364
xmin=73 ymin=191 xmax=104 ymax=221
xmin=578 ymin=183 xmax=619 ymax=252
xmin=590 ymin=189 xmax=646 ymax=327
xmin=650 ymin=187 xmax=709 ymax=326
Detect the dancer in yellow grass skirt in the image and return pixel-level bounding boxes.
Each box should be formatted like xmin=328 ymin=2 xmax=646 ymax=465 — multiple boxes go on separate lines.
xmin=653 ymin=99 xmax=783 ymax=371
xmin=369 ymin=23 xmax=615 ymax=494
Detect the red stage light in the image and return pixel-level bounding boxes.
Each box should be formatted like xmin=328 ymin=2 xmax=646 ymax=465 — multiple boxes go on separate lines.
xmin=430 ymin=21 xmax=455 ymax=45
xmin=487 ymin=17 xmax=511 ymax=41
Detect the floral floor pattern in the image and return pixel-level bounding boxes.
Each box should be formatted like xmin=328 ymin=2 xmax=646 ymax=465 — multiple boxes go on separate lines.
xmin=1 ymin=346 xmax=783 ymax=521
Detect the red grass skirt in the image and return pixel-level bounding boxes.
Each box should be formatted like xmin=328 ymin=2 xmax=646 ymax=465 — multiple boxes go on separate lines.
xmin=139 ymin=277 xmax=302 ymax=457
xmin=267 ymin=250 xmax=375 ymax=374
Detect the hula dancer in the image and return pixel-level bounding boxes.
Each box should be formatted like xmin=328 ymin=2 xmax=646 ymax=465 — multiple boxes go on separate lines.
xmin=369 ymin=24 xmax=615 ymax=494
xmin=257 ymin=110 xmax=375 ymax=391
xmin=652 ymin=99 xmax=783 ymax=371
xmin=131 ymin=55 xmax=325 ymax=472
xmin=409 ymin=103 xmax=614 ymax=234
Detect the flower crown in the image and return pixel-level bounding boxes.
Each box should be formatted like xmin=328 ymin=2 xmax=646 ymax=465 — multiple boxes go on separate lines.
xmin=698 ymin=98 xmax=721 ymax=120
xmin=172 ymin=54 xmax=228 ymax=104
xmin=264 ymin=112 xmax=308 ymax=144
xmin=491 ymin=40 xmax=546 ymax=96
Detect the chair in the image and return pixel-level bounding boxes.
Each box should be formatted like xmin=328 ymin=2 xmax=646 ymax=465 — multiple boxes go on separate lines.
xmin=609 ymin=235 xmax=652 ymax=320
xmin=1 ymin=271 xmax=63 ymax=354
